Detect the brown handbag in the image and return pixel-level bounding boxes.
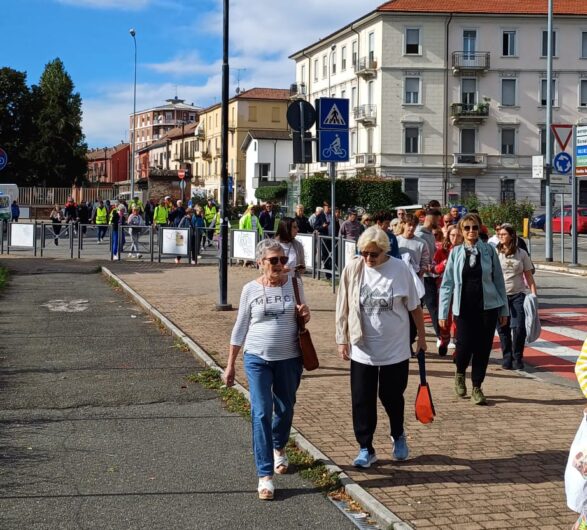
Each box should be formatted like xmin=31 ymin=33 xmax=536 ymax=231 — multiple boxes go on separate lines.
xmin=292 ymin=278 xmax=319 ymax=371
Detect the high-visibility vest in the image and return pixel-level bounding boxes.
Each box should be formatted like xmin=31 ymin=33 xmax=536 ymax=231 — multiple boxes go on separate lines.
xmin=95 ymin=206 xmax=108 ymax=225
xmin=204 ymin=205 xmax=217 ymax=224
xmin=154 ymin=205 xmax=168 ymax=225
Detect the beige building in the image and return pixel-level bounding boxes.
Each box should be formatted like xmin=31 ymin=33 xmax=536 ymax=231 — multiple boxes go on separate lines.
xmin=290 ymin=0 xmax=587 ymax=206
xmin=191 ymin=88 xmax=290 ymax=201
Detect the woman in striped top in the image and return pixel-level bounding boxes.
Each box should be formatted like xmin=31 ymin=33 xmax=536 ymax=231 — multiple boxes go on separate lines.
xmin=223 ymin=238 xmax=311 ymax=501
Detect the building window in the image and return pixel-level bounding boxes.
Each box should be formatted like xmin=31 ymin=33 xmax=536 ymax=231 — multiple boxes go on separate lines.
xmin=322 ymin=55 xmax=327 ymax=78
xmin=314 ymin=59 xmax=318 ymax=81
xmin=461 ymin=78 xmax=476 ymax=107
xmin=404 ymin=127 xmax=419 ymax=154
xmin=301 ymin=65 xmax=306 ymax=84
xmin=404 ymin=77 xmax=420 ymax=104
xmin=368 ymin=32 xmax=375 ymax=63
xmin=539 ymin=127 xmax=555 ymax=156
xmin=351 ymin=130 xmax=356 ymax=156
xmin=540 ymin=79 xmax=558 ymax=106
xmin=248 ymin=105 xmax=257 ymax=122
xmin=271 ymin=107 xmax=280 ymax=122
xmin=582 ymin=32 xmax=587 ymax=58
xmin=331 ymin=49 xmax=336 ymax=74
xmin=501 ymin=128 xmax=516 ymax=155
xmin=501 ymin=179 xmax=516 ymax=202
xmin=501 ymin=79 xmax=516 ymax=106
xmin=259 ymin=163 xmax=270 ymax=179
xmin=341 ymin=46 xmax=347 ymax=70
xmin=461 ymin=178 xmax=476 ymax=200
xmin=405 ymin=28 xmax=420 ymax=55
xmin=541 ymin=30 xmax=557 ymax=57
xmin=351 ymin=86 xmax=357 ymax=109
xmin=352 ymin=41 xmax=358 ymax=67
xmin=581 ymin=80 xmax=587 ymax=107
xmin=367 ymin=128 xmax=374 ymax=153
xmin=404 ymin=178 xmax=419 ymax=202
xmin=503 ymin=30 xmax=516 ymax=56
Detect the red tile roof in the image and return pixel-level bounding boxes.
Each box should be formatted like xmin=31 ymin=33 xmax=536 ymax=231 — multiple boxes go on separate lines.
xmin=236 ymin=88 xmax=290 ymax=101
xmin=378 ymin=0 xmax=587 ymax=15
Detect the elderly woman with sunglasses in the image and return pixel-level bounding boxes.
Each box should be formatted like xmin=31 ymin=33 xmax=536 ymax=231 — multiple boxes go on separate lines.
xmin=223 ymin=239 xmax=310 ymax=501
xmin=336 ymin=227 xmax=427 ymax=468
xmin=495 ymin=223 xmax=537 ymax=370
xmin=439 ymin=214 xmax=509 ymax=405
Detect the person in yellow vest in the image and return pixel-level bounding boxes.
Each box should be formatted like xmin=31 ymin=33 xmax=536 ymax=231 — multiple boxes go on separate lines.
xmin=129 ymin=196 xmax=144 ymax=214
xmin=204 ymin=197 xmax=217 ymax=248
xmin=153 ymin=198 xmax=169 ymax=227
xmin=93 ymin=200 xmax=109 ymax=243
xmin=239 ymin=205 xmax=263 ymax=238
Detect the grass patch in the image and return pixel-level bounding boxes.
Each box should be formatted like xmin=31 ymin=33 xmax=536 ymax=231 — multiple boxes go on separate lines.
xmin=286 ymin=439 xmax=341 ymax=492
xmin=106 ymin=276 xmax=120 ymax=289
xmin=173 ymin=338 xmax=190 ymax=353
xmin=187 ymin=369 xmax=251 ymax=418
xmin=0 ymin=268 xmax=8 ymax=290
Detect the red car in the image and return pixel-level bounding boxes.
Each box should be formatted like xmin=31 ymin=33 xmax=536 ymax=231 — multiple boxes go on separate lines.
xmin=552 ymin=206 xmax=587 ymax=234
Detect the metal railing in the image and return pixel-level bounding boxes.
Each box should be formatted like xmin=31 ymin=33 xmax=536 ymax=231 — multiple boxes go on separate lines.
xmin=452 ymin=51 xmax=490 ymax=71
xmin=353 ymin=104 xmax=377 ymax=122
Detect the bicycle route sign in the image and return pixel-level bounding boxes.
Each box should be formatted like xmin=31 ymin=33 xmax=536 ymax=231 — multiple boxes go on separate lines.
xmin=316 ymin=98 xmax=349 ymax=163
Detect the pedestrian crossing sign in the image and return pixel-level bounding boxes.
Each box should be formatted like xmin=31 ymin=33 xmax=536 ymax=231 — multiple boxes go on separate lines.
xmin=317 ymin=98 xmax=349 ymax=130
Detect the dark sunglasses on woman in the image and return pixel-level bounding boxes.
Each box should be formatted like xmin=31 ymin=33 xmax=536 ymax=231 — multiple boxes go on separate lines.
xmin=263 ymin=256 xmax=288 ymax=265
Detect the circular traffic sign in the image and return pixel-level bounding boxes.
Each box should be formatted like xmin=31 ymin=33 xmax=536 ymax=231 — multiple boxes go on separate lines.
xmin=287 ymin=100 xmax=316 ymax=132
xmin=0 ymin=147 xmax=8 ymax=171
xmin=553 ymin=151 xmax=572 ymax=175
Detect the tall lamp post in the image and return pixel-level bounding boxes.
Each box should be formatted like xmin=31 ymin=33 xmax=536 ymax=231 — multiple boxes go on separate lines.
xmin=130 ymin=28 xmax=137 ymax=201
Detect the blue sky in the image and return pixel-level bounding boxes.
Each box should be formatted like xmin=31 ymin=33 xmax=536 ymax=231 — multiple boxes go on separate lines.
xmin=1 ymin=0 xmax=380 ymax=148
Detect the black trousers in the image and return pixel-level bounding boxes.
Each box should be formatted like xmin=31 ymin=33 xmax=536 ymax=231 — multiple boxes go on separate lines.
xmin=497 ymin=293 xmax=527 ymax=363
xmin=350 ymin=359 xmax=409 ymax=452
xmin=455 ymin=308 xmax=498 ymax=388
xmin=422 ymin=277 xmax=440 ymax=338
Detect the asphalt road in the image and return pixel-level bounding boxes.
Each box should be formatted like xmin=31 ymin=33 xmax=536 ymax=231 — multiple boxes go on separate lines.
xmin=0 ymin=262 xmax=355 ymax=530
xmin=525 ymin=231 xmax=587 ymax=263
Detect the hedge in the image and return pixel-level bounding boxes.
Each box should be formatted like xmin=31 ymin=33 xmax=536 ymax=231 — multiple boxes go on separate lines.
xmin=458 ymin=195 xmax=535 ymax=233
xmin=300 ymin=175 xmax=411 ymax=214
xmin=254 ymin=181 xmax=288 ymax=202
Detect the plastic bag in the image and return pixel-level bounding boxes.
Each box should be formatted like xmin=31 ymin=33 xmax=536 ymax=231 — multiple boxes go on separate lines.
xmin=565 ymin=411 xmax=587 ymax=517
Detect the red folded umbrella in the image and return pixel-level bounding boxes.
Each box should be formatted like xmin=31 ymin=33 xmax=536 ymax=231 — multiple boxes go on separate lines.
xmin=415 ymin=349 xmax=436 ymax=424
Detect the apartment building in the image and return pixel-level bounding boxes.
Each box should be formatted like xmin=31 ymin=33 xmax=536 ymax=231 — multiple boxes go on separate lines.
xmin=86 ymin=143 xmax=130 ymax=184
xmin=191 ymin=88 xmax=290 ymax=201
xmin=290 ymin=0 xmax=587 ymax=206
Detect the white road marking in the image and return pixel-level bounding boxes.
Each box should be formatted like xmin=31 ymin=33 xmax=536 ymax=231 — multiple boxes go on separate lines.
xmin=542 ymin=325 xmax=587 ymax=342
xmin=549 ymin=312 xmax=585 ymax=318
xmin=41 ymin=299 xmax=89 ymax=313
xmin=527 ymin=339 xmax=579 ymax=363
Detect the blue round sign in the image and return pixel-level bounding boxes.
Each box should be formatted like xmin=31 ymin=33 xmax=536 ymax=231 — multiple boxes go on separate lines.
xmin=0 ymin=147 xmax=7 ymax=171
xmin=553 ymin=151 xmax=572 ymax=175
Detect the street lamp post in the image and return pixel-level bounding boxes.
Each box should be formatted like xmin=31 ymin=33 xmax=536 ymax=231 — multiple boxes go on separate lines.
xmin=130 ymin=28 xmax=137 ymax=202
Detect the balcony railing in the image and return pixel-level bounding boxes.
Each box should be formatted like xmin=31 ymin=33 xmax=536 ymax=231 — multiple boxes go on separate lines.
xmin=289 ymin=163 xmax=305 ymax=173
xmin=452 ymin=52 xmax=490 ymax=73
xmin=450 ymin=102 xmax=489 ymax=124
xmin=289 ymin=83 xmax=307 ymax=99
xmin=353 ymin=104 xmax=377 ymax=124
xmin=354 ymin=56 xmax=377 ymax=77
xmin=355 ymin=153 xmax=376 ymax=166
xmin=451 ymin=153 xmax=487 ymax=174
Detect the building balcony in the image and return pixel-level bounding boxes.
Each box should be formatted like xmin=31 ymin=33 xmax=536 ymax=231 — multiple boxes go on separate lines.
xmin=353 ymin=104 xmax=377 ymax=125
xmin=289 ymin=83 xmax=307 ymax=100
xmin=289 ymin=163 xmax=305 ymax=174
xmin=353 ymin=56 xmax=377 ymax=78
xmin=452 ymin=52 xmax=490 ymax=74
xmin=201 ymin=150 xmax=212 ymax=160
xmin=355 ymin=153 xmax=376 ymax=167
xmin=451 ymin=153 xmax=487 ymax=175
xmin=450 ymin=102 xmax=489 ymax=125
xmin=195 ymin=127 xmax=205 ymax=139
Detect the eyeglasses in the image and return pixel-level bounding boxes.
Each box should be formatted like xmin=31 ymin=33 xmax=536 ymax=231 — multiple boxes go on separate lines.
xmin=497 ymin=232 xmax=510 ymax=237
xmin=263 ymin=256 xmax=288 ymax=265
xmin=360 ymin=251 xmax=381 ymax=259
xmin=462 ymin=225 xmax=479 ymax=232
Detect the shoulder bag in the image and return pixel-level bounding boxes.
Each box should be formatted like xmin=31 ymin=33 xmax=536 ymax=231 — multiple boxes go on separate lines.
xmin=292 ymin=278 xmax=319 ymax=371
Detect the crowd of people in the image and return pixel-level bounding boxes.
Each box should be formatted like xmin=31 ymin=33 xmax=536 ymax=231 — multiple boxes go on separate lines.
xmin=223 ymin=199 xmax=539 ymax=500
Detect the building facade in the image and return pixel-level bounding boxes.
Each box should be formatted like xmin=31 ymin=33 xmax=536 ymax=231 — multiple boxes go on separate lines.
xmin=191 ymin=88 xmax=290 ymax=202
xmin=86 ymin=143 xmax=130 ymax=184
xmin=290 ymin=0 xmax=587 ymax=206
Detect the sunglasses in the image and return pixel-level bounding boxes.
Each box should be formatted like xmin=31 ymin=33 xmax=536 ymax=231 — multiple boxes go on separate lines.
xmin=462 ymin=225 xmax=479 ymax=232
xmin=263 ymin=256 xmax=288 ymax=265
xmin=360 ymin=251 xmax=381 ymax=259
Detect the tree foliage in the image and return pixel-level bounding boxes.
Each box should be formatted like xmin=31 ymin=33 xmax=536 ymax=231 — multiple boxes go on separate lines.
xmin=0 ymin=59 xmax=87 ymax=187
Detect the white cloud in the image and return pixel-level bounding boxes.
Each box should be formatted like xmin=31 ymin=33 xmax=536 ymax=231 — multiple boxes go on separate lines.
xmin=56 ymin=0 xmax=151 ymax=9
xmin=146 ymin=53 xmax=221 ymax=77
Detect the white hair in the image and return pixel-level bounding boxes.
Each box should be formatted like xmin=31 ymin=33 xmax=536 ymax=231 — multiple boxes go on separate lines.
xmin=357 ymin=226 xmax=391 ymax=253
xmin=315 ymin=206 xmax=324 ymax=214
xmin=255 ymin=238 xmax=283 ymax=262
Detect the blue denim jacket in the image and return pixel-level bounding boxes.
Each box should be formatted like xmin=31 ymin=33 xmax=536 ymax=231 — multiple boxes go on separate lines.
xmin=439 ymin=241 xmax=509 ymax=319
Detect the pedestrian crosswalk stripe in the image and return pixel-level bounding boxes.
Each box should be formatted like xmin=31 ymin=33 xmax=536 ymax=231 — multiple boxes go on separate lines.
xmin=542 ymin=325 xmax=587 ymax=342
xmin=324 ymin=104 xmax=346 ymax=126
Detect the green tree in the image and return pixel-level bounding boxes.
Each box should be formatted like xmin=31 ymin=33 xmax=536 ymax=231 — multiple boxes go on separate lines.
xmin=32 ymin=58 xmax=87 ymax=186
xmin=0 ymin=67 xmax=35 ymax=184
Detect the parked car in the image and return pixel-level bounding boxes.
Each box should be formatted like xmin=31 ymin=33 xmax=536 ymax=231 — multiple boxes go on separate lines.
xmin=552 ymin=206 xmax=587 ymax=234
xmin=531 ymin=212 xmax=547 ymax=230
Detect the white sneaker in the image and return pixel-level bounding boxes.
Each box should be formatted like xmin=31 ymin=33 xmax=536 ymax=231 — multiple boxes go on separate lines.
xmin=136 ymin=254 xmax=142 ymax=259
xmin=128 ymin=253 xmax=134 ymax=258
xmin=197 ymin=255 xmax=202 ymax=259
xmin=175 ymin=257 xmax=180 ymax=264
xmin=191 ymin=260 xmax=196 ymax=265
xmin=448 ymin=341 xmax=456 ymax=349
xmin=436 ymin=338 xmax=442 ymax=348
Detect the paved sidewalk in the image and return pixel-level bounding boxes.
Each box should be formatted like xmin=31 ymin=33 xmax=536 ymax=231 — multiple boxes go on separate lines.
xmin=97 ymin=261 xmax=584 ymax=530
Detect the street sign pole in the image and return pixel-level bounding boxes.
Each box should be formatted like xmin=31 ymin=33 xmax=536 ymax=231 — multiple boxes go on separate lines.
xmin=545 ymin=0 xmax=554 ymax=262
xmin=572 ymin=126 xmax=579 ymax=266
xmin=329 ymin=161 xmax=336 ymax=293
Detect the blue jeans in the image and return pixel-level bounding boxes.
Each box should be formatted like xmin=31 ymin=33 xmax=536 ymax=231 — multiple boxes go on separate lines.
xmin=97 ymin=225 xmax=107 ymax=241
xmin=244 ymin=353 xmax=303 ymax=477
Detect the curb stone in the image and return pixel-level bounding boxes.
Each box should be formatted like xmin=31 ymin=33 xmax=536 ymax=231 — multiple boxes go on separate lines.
xmin=101 ymin=266 xmax=411 ymax=530
xmin=534 ymin=263 xmax=587 ymax=276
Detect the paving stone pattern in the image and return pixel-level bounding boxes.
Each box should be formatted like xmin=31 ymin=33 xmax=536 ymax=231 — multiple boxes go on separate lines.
xmin=111 ymin=262 xmax=582 ymax=529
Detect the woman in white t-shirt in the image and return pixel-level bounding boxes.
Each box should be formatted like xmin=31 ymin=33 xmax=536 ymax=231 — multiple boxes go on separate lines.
xmin=496 ymin=223 xmax=537 ymax=370
xmin=336 ymin=227 xmax=427 ymax=469
xmin=275 ymin=217 xmax=306 ymax=279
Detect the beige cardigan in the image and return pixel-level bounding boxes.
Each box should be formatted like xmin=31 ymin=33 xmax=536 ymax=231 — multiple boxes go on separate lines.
xmin=335 ymin=256 xmax=365 ymax=345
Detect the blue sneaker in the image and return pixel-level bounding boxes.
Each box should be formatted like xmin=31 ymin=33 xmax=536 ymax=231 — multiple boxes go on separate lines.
xmin=353 ymin=448 xmax=377 ymax=468
xmin=393 ymin=434 xmax=409 ymax=461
